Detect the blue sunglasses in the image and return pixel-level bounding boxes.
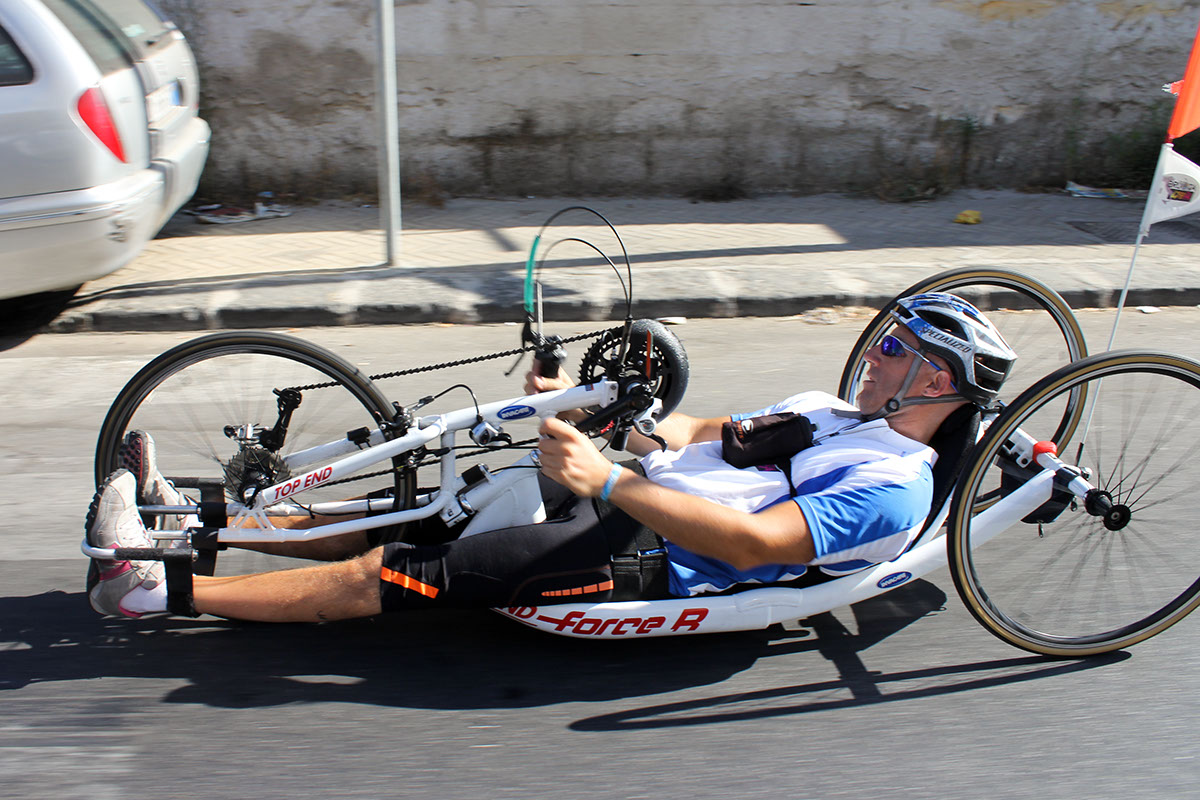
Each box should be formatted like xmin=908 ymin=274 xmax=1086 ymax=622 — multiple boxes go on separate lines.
xmin=880 ymin=334 xmax=950 ymax=380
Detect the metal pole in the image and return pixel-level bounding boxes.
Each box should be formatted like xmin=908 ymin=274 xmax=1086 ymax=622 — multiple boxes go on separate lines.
xmin=375 ymin=0 xmax=401 ymax=264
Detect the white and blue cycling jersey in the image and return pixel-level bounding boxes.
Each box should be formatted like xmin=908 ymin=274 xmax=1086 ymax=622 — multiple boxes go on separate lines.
xmin=639 ymin=391 xmax=935 ymax=597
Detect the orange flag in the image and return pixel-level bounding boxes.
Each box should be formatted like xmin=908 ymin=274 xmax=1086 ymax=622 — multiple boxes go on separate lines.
xmin=1169 ymin=20 xmax=1200 ymax=140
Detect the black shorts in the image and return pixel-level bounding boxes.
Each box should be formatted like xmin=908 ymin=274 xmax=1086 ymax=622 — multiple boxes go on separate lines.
xmin=378 ymin=469 xmax=670 ymax=611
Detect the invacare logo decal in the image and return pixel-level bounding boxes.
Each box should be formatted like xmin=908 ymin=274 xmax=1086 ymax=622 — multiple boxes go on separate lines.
xmin=876 ymin=571 xmax=911 ymax=589
xmin=498 ymin=404 xmax=535 ymax=420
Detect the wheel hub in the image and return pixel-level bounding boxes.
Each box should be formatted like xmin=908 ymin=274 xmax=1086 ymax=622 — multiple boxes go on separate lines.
xmin=1102 ymin=502 xmax=1132 ymax=532
xmin=1086 ymin=488 xmax=1132 ymax=531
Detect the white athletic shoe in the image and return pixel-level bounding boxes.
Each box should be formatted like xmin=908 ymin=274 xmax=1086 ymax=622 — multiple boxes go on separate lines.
xmin=118 ymin=430 xmax=188 ymax=530
xmin=85 ymin=470 xmax=163 ymax=618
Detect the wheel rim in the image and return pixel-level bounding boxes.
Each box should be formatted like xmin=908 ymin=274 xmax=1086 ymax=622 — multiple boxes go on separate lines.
xmin=952 ymin=353 xmax=1200 ymax=654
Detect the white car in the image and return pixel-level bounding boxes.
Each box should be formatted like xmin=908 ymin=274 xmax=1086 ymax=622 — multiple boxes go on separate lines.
xmin=0 ymin=0 xmax=209 ymax=305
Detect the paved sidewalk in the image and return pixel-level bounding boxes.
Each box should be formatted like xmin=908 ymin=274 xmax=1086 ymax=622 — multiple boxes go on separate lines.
xmin=49 ymin=188 xmax=1200 ymax=332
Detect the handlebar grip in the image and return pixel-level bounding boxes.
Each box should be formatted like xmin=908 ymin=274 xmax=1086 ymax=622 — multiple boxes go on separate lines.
xmin=535 ymin=347 xmax=564 ymax=379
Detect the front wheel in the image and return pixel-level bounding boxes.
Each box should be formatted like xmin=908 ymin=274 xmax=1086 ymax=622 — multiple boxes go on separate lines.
xmin=95 ymin=331 xmax=415 ymax=517
xmin=948 ymin=351 xmax=1200 ymax=656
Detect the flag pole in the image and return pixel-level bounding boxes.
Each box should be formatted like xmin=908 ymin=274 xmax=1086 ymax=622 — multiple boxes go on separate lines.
xmin=1102 ymin=15 xmax=1200 ymax=350
xmin=1103 ymin=141 xmax=1173 ymax=351
xmin=1075 ymin=141 xmax=1172 ymax=461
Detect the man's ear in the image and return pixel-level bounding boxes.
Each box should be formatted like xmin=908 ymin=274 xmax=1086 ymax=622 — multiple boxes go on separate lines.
xmin=924 ymin=368 xmax=955 ymax=397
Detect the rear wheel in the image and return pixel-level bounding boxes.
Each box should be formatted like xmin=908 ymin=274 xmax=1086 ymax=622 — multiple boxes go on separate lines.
xmin=95 ymin=331 xmax=414 ymax=518
xmin=948 ymin=351 xmax=1200 ymax=655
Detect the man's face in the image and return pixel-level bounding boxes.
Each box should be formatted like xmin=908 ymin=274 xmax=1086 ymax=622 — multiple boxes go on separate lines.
xmin=855 ymin=325 xmax=944 ymax=416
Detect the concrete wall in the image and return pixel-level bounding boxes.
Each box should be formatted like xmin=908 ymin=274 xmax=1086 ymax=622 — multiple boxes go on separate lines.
xmin=159 ymin=0 xmax=1200 ymax=199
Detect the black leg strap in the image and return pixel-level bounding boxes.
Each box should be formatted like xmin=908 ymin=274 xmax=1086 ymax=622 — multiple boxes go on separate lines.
xmin=193 ymin=480 xmax=228 ymax=576
xmin=162 ymin=550 xmax=199 ymax=617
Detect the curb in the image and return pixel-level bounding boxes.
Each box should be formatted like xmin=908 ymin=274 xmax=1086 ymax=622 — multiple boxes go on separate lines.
xmin=45 ymin=286 xmax=1200 ymax=334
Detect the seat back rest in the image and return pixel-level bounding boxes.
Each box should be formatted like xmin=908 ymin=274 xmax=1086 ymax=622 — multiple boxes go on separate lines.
xmin=920 ymin=404 xmax=982 ymax=535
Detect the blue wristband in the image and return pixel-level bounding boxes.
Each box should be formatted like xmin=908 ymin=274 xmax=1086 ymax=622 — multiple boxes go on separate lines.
xmin=599 ymin=464 xmax=623 ymax=502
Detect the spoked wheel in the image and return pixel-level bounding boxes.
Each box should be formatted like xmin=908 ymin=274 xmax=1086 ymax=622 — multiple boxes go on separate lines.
xmin=948 ymin=351 xmax=1200 ymax=656
xmin=838 ymin=268 xmax=1088 ymax=448
xmin=95 ymin=332 xmax=415 ymax=523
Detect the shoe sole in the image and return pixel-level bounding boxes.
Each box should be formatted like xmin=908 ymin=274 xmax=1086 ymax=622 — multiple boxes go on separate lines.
xmin=118 ymin=432 xmax=163 ymax=528
xmin=84 ymin=469 xmax=130 ymax=593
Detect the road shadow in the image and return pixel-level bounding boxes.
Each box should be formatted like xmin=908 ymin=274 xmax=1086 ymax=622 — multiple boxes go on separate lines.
xmin=0 ymin=288 xmax=81 ymax=343
xmin=2 ymin=562 xmax=976 ymax=712
xmin=570 ymin=642 xmax=1128 ymax=731
xmin=568 ymin=583 xmax=1130 ymax=730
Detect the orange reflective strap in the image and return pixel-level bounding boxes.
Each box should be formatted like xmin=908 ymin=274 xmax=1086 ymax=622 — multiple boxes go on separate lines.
xmin=380 ymin=566 xmax=440 ymax=599
xmin=541 ymin=579 xmax=614 ymax=598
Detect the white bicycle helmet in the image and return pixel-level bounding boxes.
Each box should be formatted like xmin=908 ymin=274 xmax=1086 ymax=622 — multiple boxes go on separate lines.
xmin=889 ymin=292 xmax=1017 ymax=406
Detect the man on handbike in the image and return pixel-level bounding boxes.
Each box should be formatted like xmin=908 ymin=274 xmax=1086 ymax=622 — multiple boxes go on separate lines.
xmin=84 ymin=293 xmax=1016 ymax=622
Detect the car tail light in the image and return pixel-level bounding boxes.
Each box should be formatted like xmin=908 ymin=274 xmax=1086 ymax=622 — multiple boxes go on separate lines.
xmin=77 ymin=87 xmax=127 ymax=163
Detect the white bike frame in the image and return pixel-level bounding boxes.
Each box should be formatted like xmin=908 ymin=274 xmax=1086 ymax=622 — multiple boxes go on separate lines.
xmin=81 ymin=379 xmax=625 ymax=549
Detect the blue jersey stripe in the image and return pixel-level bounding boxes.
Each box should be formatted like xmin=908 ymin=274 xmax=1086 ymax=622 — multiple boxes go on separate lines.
xmin=795 ymin=471 xmax=932 ymax=562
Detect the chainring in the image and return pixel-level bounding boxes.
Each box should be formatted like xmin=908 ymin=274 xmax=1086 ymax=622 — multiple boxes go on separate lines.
xmin=577 ymin=320 xmax=688 ymax=417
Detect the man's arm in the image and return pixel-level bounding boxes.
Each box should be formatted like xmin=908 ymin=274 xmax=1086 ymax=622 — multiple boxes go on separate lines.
xmin=536 ymin=417 xmax=815 ymax=568
xmin=622 ymin=412 xmax=724 ymax=455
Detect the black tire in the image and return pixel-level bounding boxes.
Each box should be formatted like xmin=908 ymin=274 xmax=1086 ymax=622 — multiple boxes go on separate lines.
xmin=578 ymin=319 xmax=690 ymax=417
xmin=948 ymin=351 xmax=1200 ymax=656
xmin=95 ymin=331 xmax=414 ymax=517
xmin=837 ymin=267 xmax=1088 ymax=448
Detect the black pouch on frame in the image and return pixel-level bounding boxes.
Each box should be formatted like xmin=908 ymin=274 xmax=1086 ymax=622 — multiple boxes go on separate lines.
xmin=720 ymin=412 xmax=817 ymax=469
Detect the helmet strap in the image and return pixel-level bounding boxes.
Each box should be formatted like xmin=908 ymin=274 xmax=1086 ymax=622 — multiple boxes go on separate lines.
xmin=859 ymin=357 xmax=966 ymax=421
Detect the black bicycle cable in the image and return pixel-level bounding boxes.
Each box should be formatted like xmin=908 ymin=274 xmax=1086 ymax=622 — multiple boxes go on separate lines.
xmin=535 ymin=236 xmax=631 ymax=315
xmin=526 ymin=206 xmax=635 ymax=364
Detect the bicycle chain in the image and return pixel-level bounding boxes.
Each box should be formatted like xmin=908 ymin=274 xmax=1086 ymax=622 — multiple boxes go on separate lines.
xmin=287 ymin=328 xmax=612 ymax=392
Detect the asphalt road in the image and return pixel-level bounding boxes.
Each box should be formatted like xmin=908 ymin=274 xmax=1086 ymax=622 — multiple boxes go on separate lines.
xmin=3 ymin=309 xmax=1199 ymax=800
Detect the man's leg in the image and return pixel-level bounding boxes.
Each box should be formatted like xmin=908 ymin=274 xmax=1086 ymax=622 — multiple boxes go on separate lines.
xmin=197 ymin=501 xmax=624 ymax=619
xmin=86 ymin=471 xmax=383 ymax=621
xmin=86 ymin=471 xmax=624 ymax=621
xmin=87 ymin=462 xmax=666 ymax=622
xmin=192 ymin=550 xmax=383 ymax=622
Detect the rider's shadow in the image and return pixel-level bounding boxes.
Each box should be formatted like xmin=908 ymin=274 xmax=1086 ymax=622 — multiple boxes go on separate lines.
xmin=1 ymin=572 xmax=1118 ymax=713
xmin=1 ymin=586 xmax=768 ymax=707
xmin=569 ymin=589 xmax=1131 ymax=731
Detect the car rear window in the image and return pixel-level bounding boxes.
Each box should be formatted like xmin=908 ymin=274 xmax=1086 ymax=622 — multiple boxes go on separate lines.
xmin=0 ymin=25 xmax=34 ymax=86
xmin=86 ymin=0 xmax=173 ymax=56
xmin=39 ymin=0 xmax=173 ymax=76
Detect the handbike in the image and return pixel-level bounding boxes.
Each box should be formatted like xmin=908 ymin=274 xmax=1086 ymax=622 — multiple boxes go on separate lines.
xmin=82 ymin=208 xmax=1200 ymax=656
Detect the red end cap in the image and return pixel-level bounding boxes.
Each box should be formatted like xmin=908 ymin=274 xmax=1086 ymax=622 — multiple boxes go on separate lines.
xmin=1032 ymin=440 xmax=1057 ymax=458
